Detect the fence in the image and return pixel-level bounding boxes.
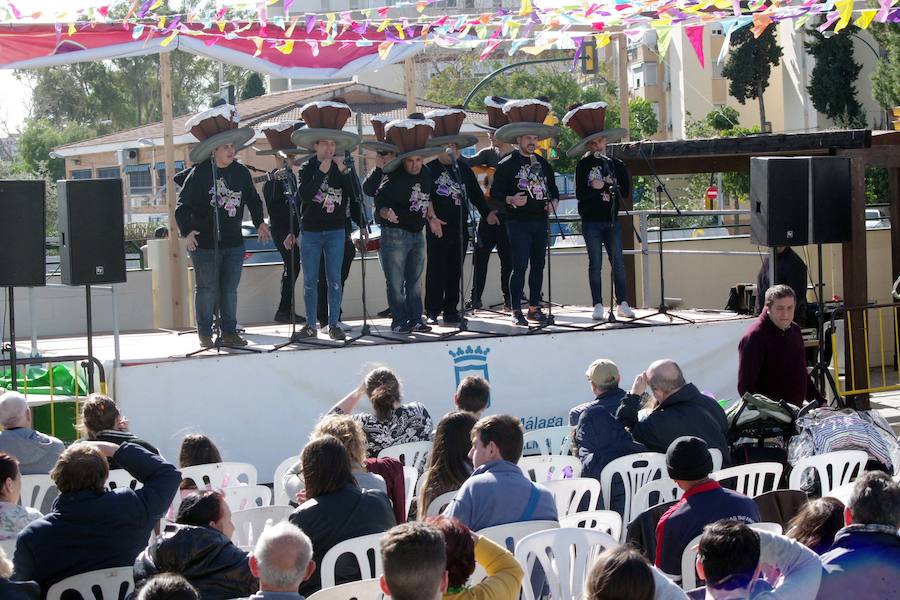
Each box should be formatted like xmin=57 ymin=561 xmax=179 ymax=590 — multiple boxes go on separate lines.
xmin=830 ymin=304 xmax=900 ymax=398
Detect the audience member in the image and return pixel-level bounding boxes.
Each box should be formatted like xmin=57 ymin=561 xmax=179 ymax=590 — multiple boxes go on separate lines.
xmin=288 ymin=435 xmax=395 ymax=595
xmin=585 ymin=546 xmax=688 ymax=600
xmin=179 ymin=433 xmax=223 ymax=491
xmin=655 ymin=437 xmax=759 ymax=579
xmin=13 ymin=441 xmax=180 ymax=592
xmin=570 ymin=359 xmax=627 ymax=426
xmin=0 ymin=453 xmax=41 ymax=540
xmin=329 ymin=367 xmax=433 ymax=457
xmin=616 ymin=360 xmax=730 ymax=463
xmin=136 ymin=574 xmax=200 ymax=600
xmin=380 ymin=522 xmax=448 ymax=600
xmin=691 ymin=520 xmax=822 ymax=599
xmin=245 ymin=522 xmax=315 ymax=600
xmin=453 ymin=376 xmax=491 ymax=418
xmin=0 ymin=391 xmax=64 ymax=475
xmin=786 ymin=496 xmax=845 ymax=555
xmin=0 ymin=547 xmax=39 ymax=600
xmin=445 ymin=415 xmax=557 ymax=530
xmin=284 ymin=414 xmax=387 ymax=504
xmin=134 ymin=490 xmax=258 ymax=600
xmin=418 ymin=411 xmax=477 ymax=520
xmin=81 ymin=394 xmax=160 ymax=469
xmin=426 ymin=515 xmax=523 ymax=600
xmin=817 ymin=471 xmax=900 ymax=599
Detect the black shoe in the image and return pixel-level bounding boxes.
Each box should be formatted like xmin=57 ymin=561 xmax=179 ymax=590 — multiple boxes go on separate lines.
xmin=198 ymin=335 xmax=214 ymax=348
xmin=527 ymin=307 xmax=548 ymax=324
xmin=426 ymin=314 xmax=440 ymax=325
xmin=274 ymin=310 xmax=307 ymax=324
xmin=413 ymin=322 xmax=433 ymax=333
xmin=328 ymin=326 xmax=346 ymax=341
xmin=378 ymin=308 xmax=392 ymax=318
xmin=443 ymin=312 xmax=461 ymax=324
xmin=468 ymin=299 xmax=483 ymax=310
xmin=291 ymin=326 xmax=317 ymax=341
xmin=392 ymin=322 xmax=413 ymax=334
xmin=512 ymin=311 xmax=528 ymax=326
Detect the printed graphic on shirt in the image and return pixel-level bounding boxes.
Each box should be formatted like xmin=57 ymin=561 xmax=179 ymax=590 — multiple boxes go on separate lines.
xmin=313 ymin=180 xmax=344 ymax=213
xmin=587 ymin=165 xmax=612 ymax=203
xmin=408 ymin=182 xmax=429 ymax=217
xmin=434 ymin=170 xmax=462 ymax=206
xmin=209 ymin=178 xmax=242 ymax=217
xmin=515 ymin=164 xmax=548 ymax=201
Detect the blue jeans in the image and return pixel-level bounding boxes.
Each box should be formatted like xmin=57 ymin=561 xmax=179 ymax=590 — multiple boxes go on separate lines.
xmin=379 ymin=227 xmax=425 ymax=328
xmin=190 ymin=245 xmax=245 ymax=337
xmin=506 ymin=219 xmax=548 ymax=309
xmin=583 ymin=220 xmax=628 ymax=306
xmin=300 ymin=228 xmax=345 ymax=328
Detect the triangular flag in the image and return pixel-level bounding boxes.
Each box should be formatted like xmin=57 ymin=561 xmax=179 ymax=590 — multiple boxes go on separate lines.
xmin=685 ymin=25 xmax=705 ymax=68
xmin=855 ymin=9 xmax=878 ymax=28
xmin=595 ymin=32 xmax=611 ymax=48
xmin=519 ymin=0 xmax=534 ymax=17
xmin=833 ymin=0 xmax=854 ymax=32
xmin=655 ymin=25 xmax=674 ymax=58
xmin=717 ymin=16 xmax=751 ymax=64
xmin=378 ymin=40 xmax=394 ymax=59
xmin=751 ymin=13 xmax=772 ymax=38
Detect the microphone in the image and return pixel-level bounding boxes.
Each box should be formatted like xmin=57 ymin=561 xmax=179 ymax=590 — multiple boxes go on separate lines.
xmin=445 ymin=147 xmax=457 ymax=162
xmin=529 ymin=153 xmax=542 ymax=177
xmin=344 ymin=150 xmax=354 ymax=168
xmin=277 ymin=150 xmax=288 ymax=160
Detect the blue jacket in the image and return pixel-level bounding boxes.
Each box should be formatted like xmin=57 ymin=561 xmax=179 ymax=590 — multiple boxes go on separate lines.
xmin=568 ymin=387 xmax=627 ymax=426
xmin=13 ymin=442 xmax=181 ymax=593
xmin=445 ymin=460 xmax=557 ymax=531
xmin=818 ymin=525 xmax=900 ymax=600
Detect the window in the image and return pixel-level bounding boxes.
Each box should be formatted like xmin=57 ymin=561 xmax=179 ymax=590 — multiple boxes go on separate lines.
xmin=125 ymin=164 xmax=152 ymax=194
xmin=97 ymin=166 xmax=120 ymax=179
xmin=70 ymin=169 xmax=92 ymax=179
xmin=629 ymin=62 xmax=657 ymax=89
xmin=154 ymin=161 xmax=185 ymax=185
xmin=711 ymin=26 xmax=724 ymax=36
xmin=712 ymin=61 xmax=724 ymax=79
xmin=651 ymin=102 xmax=661 ymax=124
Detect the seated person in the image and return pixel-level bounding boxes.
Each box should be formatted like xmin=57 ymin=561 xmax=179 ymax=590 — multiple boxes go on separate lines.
xmin=246 ymin=522 xmax=316 ymax=600
xmin=380 ymin=522 xmax=448 ymax=600
xmin=13 ymin=441 xmax=180 ymax=593
xmin=786 ymin=496 xmax=846 ymax=555
xmin=585 ymin=545 xmax=686 ymax=600
xmin=690 ymin=520 xmax=822 ymax=599
xmin=0 ymin=546 xmax=39 ymax=600
xmin=179 ymin=433 xmax=223 ymax=491
xmin=136 ymin=574 xmax=200 ymax=600
xmin=445 ymin=414 xmax=557 ymax=530
xmin=418 ymin=412 xmax=476 ymax=520
xmin=0 ymin=453 xmax=41 ymax=540
xmin=0 ymin=391 xmax=64 ymax=475
xmin=80 ymin=394 xmax=159 ymax=469
xmin=288 ymin=435 xmax=395 ymax=596
xmin=134 ymin=490 xmax=258 ymax=600
xmin=569 ymin=359 xmax=627 ymax=426
xmin=818 ymin=472 xmax=900 ymax=599
xmin=453 ymin=376 xmax=491 ymax=419
xmin=655 ymin=437 xmax=759 ymax=579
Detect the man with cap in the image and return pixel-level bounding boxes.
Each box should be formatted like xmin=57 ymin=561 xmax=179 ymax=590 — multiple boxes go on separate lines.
xmin=289 ymin=99 xmax=362 ymax=341
xmin=563 ymin=102 xmax=635 ymax=321
xmin=569 ymin=358 xmax=628 ymax=426
xmin=176 ymin=104 xmax=269 ymax=348
xmin=654 ymin=436 xmax=760 ymax=580
xmin=490 ymin=99 xmax=561 ymax=326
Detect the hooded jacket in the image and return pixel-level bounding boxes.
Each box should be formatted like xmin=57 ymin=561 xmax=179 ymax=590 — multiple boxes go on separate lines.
xmin=0 ymin=429 xmax=64 ymax=475
xmin=818 ymin=525 xmax=900 ymax=599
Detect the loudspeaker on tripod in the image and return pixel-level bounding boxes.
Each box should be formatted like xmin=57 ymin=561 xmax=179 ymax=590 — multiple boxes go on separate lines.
xmin=0 ymin=180 xmax=46 ymax=287
xmin=58 ymin=178 xmax=127 ymax=286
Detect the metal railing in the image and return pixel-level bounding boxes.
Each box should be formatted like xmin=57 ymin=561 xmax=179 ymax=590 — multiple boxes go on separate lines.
xmin=829 ymin=304 xmax=900 ymax=397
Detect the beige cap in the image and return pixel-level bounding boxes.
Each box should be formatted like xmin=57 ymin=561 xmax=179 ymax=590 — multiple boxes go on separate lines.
xmin=586 ymin=359 xmax=620 ymax=387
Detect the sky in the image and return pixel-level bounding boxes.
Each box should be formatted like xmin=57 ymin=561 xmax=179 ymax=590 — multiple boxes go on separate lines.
xmin=0 ymin=71 xmax=32 ymax=135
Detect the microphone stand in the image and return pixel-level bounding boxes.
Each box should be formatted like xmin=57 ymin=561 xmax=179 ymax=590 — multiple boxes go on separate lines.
xmin=528 ymin=154 xmax=563 ymax=331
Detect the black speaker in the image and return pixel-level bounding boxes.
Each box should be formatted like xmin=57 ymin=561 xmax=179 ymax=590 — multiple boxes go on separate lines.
xmin=58 ymin=178 xmax=127 ymax=285
xmin=750 ymin=156 xmax=852 ymax=247
xmin=0 ymin=180 xmax=46 ymax=287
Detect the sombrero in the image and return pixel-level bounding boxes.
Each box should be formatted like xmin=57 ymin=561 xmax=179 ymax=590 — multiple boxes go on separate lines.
xmin=474 ymin=96 xmax=510 ymax=132
xmin=360 ymin=114 xmax=400 ymax=153
xmin=291 ymin=100 xmax=361 ymax=153
xmin=424 ymin=108 xmax=478 ymax=149
xmin=186 ymin=104 xmax=254 ymax=163
xmin=494 ymin=99 xmax=560 ymax=144
xmin=256 ymin=120 xmax=311 ymax=156
xmin=382 ymin=116 xmax=443 ymax=173
xmin=563 ymin=102 xmax=627 ymax=157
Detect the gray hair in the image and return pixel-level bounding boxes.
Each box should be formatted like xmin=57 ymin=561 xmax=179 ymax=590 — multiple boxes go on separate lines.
xmin=848 ymin=471 xmax=900 ymax=527
xmin=647 ymin=360 xmax=686 ymax=395
xmin=253 ymin=522 xmax=313 ymax=590
xmin=764 ymin=284 xmax=795 ymax=307
xmin=0 ymin=391 xmax=29 ymax=429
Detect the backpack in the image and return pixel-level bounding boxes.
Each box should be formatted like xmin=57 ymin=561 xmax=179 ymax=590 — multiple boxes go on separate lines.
xmin=726 ymin=393 xmax=798 ymax=443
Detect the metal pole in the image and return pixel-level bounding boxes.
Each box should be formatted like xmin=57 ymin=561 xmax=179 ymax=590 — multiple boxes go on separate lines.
xmin=640 ymin=213 xmax=650 ymax=308
xmin=160 ymin=52 xmax=185 ymax=328
xmin=85 ymin=285 xmax=95 ymax=393
xmin=462 ymin=57 xmax=572 ymax=108
xmin=716 ymin=172 xmax=724 ymax=226
xmin=8 ymin=288 xmax=16 ymax=390
xmin=111 ymin=285 xmax=121 ymax=368
xmin=27 ymin=287 xmax=37 ymax=356
xmin=617 ymin=35 xmax=629 ymax=142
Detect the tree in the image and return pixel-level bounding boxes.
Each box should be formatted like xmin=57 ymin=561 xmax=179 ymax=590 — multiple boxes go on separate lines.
xmin=240 ymin=72 xmax=266 ymax=100
xmin=722 ymin=25 xmax=783 ymax=131
xmin=805 ymin=27 xmax=867 ymax=127
xmin=870 ymin=23 xmax=900 ymax=112
xmin=16 ymin=119 xmax=97 ymax=180
xmin=705 ymin=106 xmax=741 ymax=132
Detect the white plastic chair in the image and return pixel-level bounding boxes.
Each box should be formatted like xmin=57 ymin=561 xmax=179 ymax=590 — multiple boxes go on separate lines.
xmin=679 ymin=522 xmax=784 ymax=589
xmin=46 ymin=566 xmax=134 ymax=600
xmin=179 ymin=461 xmax=258 ymax=489
xmin=788 ymin=450 xmax=868 ymax=496
xmin=472 ymin=520 xmax=559 ymax=584
xmin=273 ymin=455 xmax=300 ymax=506
xmin=523 ymin=426 xmax=574 ymax=456
xmin=750 ymin=522 xmax=783 ymax=535
xmin=515 ymin=528 xmax=620 ymax=600
xmin=712 ymin=462 xmax=784 ymax=498
xmin=377 ymin=441 xmax=433 ymax=472
xmin=558 ymin=510 xmax=623 ymax=541
xmin=320 ymin=532 xmax=384 ymax=589
xmin=231 ymin=505 xmax=294 ymax=548
xmin=222 ymin=484 xmax=273 ymax=512
xmin=709 ymin=448 xmax=724 ymax=472
xmin=20 ymin=474 xmax=56 ymax=513
xmin=425 ymin=490 xmax=458 ymax=517
xmin=401 ymin=466 xmax=418 ymax=520
xmin=518 ymin=455 xmax=582 ymax=482
xmin=308 ymin=578 xmax=385 ymax=600
xmin=106 ymin=469 xmax=142 ymax=492
xmin=632 ymin=478 xmax=683 ymax=517
xmin=599 ymin=452 xmax=667 ymax=524
xmin=543 ymin=478 xmax=601 ymax=518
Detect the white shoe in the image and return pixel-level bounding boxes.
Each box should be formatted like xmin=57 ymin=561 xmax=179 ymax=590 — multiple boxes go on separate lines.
xmin=592 ymin=303 xmax=607 ymax=321
xmin=617 ymin=301 xmax=635 ymax=319
xmin=338 ymin=321 xmax=353 ymax=332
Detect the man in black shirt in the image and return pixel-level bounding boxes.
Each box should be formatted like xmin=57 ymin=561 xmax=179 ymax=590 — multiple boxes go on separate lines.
xmin=755 ymin=246 xmax=809 ymax=327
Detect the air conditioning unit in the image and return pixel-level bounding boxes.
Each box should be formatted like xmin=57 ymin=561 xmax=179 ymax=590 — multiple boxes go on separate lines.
xmin=118 ymin=148 xmax=139 ymax=166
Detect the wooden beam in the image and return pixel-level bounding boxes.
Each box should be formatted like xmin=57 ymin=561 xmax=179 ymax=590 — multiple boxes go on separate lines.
xmin=160 ymin=52 xmax=185 ymax=328
xmin=890 ymin=167 xmax=900 ymax=375
xmin=623 ymin=155 xmax=751 ymax=176
xmin=617 ymin=35 xmax=629 ymax=143
xmin=842 ymin=155 xmax=870 ymax=409
xmin=403 ymin=58 xmax=416 ymax=115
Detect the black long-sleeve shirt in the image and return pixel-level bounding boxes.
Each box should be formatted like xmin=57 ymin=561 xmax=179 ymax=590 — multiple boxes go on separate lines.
xmin=425 ymin=159 xmax=489 ymax=226
xmin=263 ymin=170 xmax=300 ymax=236
xmin=363 ymin=167 xmax=387 ymax=197
xmin=575 ymin=153 xmax=632 ymax=222
xmin=296 ymin=156 xmax=358 ymax=232
xmin=490 ymin=151 xmax=559 ymax=221
xmin=374 ymin=167 xmax=433 ymax=233
xmin=175 ymin=159 xmax=264 ymax=249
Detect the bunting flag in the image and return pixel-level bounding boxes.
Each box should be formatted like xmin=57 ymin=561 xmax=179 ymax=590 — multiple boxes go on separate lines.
xmin=654 ymin=24 xmax=674 ymax=59
xmin=718 ymin=16 xmax=751 ymax=64
xmin=685 ymin=24 xmax=705 ymax=68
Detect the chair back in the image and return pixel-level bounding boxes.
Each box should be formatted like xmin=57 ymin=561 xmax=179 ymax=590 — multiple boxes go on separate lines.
xmin=749 ymin=521 xmax=783 ymax=535
xmin=680 ymin=521 xmax=785 ymax=590
xmin=401 ymin=467 xmax=419 ymax=521
xmin=377 ymin=441 xmax=433 ymax=472
xmin=712 ymin=462 xmax=784 ymax=498
xmin=46 ymin=566 xmax=134 ymax=600
xmin=599 ymin=452 xmax=667 ymax=523
xmin=320 ymin=532 xmax=385 ymax=589
xmin=105 ymin=469 xmax=142 ymax=492
xmin=273 ymin=455 xmax=300 ymax=506
xmin=471 ymin=520 xmax=559 ymax=583
xmin=518 ymin=455 xmax=582 ymax=483
xmin=632 ymin=478 xmax=683 ymax=517
xmin=308 ymin=578 xmax=385 ymax=600
xmin=788 ymin=450 xmax=868 ymax=496
xmin=515 ymin=528 xmax=619 ymax=600
xmin=543 ymin=478 xmax=601 ymax=518
xmin=179 ymin=461 xmax=258 ymax=489
xmin=425 ymin=490 xmax=458 ymax=517
xmin=558 ymin=510 xmax=623 ymax=541
xmin=709 ymin=448 xmax=724 ymax=472
xmin=20 ymin=474 xmax=57 ymax=513
xmin=231 ymin=505 xmax=294 ymax=548
xmin=523 ymin=426 xmax=574 ymax=456
xmin=222 ymin=485 xmax=273 ymax=512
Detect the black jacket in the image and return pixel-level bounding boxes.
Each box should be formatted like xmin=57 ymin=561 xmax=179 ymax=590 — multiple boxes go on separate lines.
xmin=90 ymin=430 xmax=159 ymax=470
xmin=133 ymin=525 xmax=258 ymax=600
xmin=0 ymin=580 xmax=39 ymax=600
xmin=263 ymin=171 xmax=300 ymax=236
xmin=13 ymin=443 xmax=181 ymax=593
xmin=489 ymin=151 xmax=559 ymax=221
xmin=374 ymin=167 xmax=433 ymax=233
xmin=289 ymin=484 xmax=396 ymax=596
xmin=575 ymin=153 xmax=631 ymax=222
xmin=363 ymin=167 xmax=387 ymax=198
xmin=755 ymin=247 xmax=809 ymax=326
xmin=175 ymin=159 xmax=264 ymax=249
xmin=296 ymin=157 xmax=359 ymax=232
xmin=425 ymin=159 xmax=489 ymax=226
xmin=616 ymin=383 xmax=731 ymax=464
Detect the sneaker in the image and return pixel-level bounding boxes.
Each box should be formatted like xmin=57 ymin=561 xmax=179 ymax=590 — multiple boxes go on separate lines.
xmin=527 ymin=307 xmax=548 ymax=324
xmin=292 ymin=326 xmax=317 ymax=340
xmin=413 ymin=322 xmax=433 ymax=333
xmin=443 ymin=312 xmax=461 ymax=324
xmin=220 ymin=333 xmax=248 ymax=347
xmin=337 ymin=321 xmax=354 ymax=332
xmin=511 ymin=311 xmax=528 ymax=326
xmin=616 ymin=301 xmax=636 ymax=319
xmin=391 ymin=322 xmax=413 ymax=333
xmin=468 ymin=298 xmax=483 ymax=310
xmin=378 ymin=308 xmax=392 ymax=318
xmin=503 ymin=304 xmax=513 ymax=313
xmin=274 ymin=310 xmax=307 ymax=324
xmin=592 ymin=303 xmax=607 ymax=322
xmin=328 ymin=326 xmax=346 ymax=341
xmin=425 ymin=314 xmax=440 ymax=325
xmin=198 ymin=335 xmax=214 ymax=348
